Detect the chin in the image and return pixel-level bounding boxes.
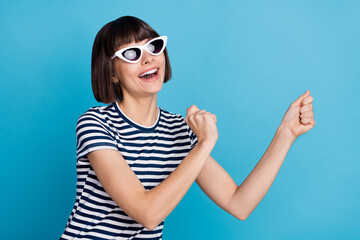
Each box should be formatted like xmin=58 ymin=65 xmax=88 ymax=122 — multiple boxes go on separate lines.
xmin=147 ymin=83 xmax=164 ymax=95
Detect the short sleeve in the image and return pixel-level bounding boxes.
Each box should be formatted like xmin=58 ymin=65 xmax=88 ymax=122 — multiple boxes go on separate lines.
xmin=75 ymin=112 xmax=118 ymax=160
xmin=183 ymin=117 xmax=198 ymax=150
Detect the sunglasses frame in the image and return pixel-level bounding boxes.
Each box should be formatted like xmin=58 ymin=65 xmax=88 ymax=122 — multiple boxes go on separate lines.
xmin=111 ymin=35 xmax=167 ymax=63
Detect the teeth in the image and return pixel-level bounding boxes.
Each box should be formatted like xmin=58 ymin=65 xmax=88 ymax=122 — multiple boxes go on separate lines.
xmin=139 ymin=68 xmax=158 ymax=77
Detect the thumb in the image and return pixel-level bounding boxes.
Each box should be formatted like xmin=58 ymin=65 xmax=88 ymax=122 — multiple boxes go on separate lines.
xmin=291 ymin=90 xmax=310 ymax=107
xmin=186 ymin=105 xmax=200 ymax=117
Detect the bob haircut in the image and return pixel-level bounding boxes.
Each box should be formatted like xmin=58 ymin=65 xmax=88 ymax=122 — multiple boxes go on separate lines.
xmin=91 ymin=16 xmax=172 ymax=104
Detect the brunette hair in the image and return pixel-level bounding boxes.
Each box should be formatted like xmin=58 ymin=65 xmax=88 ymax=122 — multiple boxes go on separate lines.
xmin=91 ymin=16 xmax=172 ymax=103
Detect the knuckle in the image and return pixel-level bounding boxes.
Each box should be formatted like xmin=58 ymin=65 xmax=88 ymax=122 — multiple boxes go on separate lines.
xmin=188 ymin=105 xmax=195 ymax=110
xmin=307 ymin=112 xmax=313 ymax=117
xmin=197 ymin=110 xmax=205 ymax=115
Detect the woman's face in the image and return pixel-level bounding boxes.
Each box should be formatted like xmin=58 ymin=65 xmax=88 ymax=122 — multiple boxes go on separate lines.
xmin=112 ymin=38 xmax=166 ymax=99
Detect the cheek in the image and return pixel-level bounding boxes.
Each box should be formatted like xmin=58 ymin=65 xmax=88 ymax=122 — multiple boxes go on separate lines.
xmin=161 ymin=53 xmax=166 ymax=65
xmin=118 ymin=65 xmax=138 ymax=80
xmin=160 ymin=55 xmax=166 ymax=75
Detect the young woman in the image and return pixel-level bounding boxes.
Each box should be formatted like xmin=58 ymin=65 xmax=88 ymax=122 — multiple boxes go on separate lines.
xmin=60 ymin=16 xmax=315 ymax=240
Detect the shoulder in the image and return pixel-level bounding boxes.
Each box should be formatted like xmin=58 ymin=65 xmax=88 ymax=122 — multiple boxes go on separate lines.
xmin=78 ymin=103 xmax=116 ymax=122
xmin=159 ymin=107 xmax=192 ymax=134
xmin=76 ymin=103 xmax=117 ymax=130
xmin=160 ymin=107 xmax=186 ymax=124
xmin=159 ymin=108 xmax=197 ymax=146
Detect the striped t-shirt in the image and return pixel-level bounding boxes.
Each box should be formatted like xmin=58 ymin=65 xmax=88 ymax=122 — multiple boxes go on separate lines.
xmin=60 ymin=100 xmax=197 ymax=240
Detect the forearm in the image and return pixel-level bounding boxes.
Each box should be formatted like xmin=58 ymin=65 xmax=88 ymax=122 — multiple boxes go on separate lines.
xmin=228 ymin=124 xmax=296 ymax=220
xmin=145 ymin=141 xmax=213 ymax=229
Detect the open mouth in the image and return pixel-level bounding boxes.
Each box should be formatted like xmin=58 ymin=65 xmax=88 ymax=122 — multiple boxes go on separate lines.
xmin=138 ymin=68 xmax=159 ymax=80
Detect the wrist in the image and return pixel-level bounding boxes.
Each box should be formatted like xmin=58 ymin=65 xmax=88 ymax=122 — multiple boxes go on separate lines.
xmin=276 ymin=124 xmax=297 ymax=144
xmin=196 ymin=139 xmax=216 ymax=152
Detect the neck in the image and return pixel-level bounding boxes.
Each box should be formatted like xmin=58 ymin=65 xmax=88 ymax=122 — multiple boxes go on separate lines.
xmin=117 ymin=94 xmax=158 ymax=127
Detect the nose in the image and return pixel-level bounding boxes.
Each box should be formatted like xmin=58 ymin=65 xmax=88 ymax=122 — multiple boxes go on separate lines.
xmin=141 ymin=50 xmax=154 ymax=64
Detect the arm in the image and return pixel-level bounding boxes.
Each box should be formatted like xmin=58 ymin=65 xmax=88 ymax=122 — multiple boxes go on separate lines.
xmin=196 ymin=90 xmax=315 ymax=220
xmin=88 ymin=141 xmax=213 ymax=231
xmin=88 ymin=105 xmax=218 ymax=231
xmin=227 ymin=125 xmax=295 ymax=220
xmin=195 ymin=125 xmax=294 ymax=220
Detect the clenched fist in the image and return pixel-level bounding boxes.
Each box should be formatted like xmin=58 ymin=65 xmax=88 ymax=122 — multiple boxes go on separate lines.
xmin=185 ymin=105 xmax=218 ymax=147
xmin=280 ymin=90 xmax=316 ymax=139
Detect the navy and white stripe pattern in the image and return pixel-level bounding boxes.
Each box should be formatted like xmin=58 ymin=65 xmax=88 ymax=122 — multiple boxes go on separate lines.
xmin=60 ymin=101 xmax=197 ymax=240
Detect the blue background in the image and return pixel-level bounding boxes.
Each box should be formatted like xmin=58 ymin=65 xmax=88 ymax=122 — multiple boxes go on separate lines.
xmin=1 ymin=0 xmax=359 ymax=239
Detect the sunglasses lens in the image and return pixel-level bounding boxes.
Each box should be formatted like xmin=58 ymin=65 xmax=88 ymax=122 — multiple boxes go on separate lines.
xmin=147 ymin=39 xmax=164 ymax=54
xmin=122 ymin=48 xmax=141 ymax=61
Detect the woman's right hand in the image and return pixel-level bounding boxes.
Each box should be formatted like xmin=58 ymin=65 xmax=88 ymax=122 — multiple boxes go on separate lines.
xmin=185 ymin=105 xmax=218 ymax=148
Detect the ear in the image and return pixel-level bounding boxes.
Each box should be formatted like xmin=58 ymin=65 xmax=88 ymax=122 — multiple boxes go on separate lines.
xmin=112 ymin=76 xmax=119 ymax=83
xmin=112 ymin=70 xmax=120 ymax=83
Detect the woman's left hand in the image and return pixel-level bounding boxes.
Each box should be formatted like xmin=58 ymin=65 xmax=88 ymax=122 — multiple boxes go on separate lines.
xmin=280 ymin=90 xmax=316 ymax=139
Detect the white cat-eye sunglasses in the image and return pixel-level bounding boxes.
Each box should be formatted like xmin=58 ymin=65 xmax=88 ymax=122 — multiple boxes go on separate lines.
xmin=111 ymin=36 xmax=167 ymax=63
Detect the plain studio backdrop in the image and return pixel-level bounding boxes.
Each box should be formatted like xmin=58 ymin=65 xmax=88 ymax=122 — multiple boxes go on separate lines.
xmin=1 ymin=1 xmax=359 ymax=239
